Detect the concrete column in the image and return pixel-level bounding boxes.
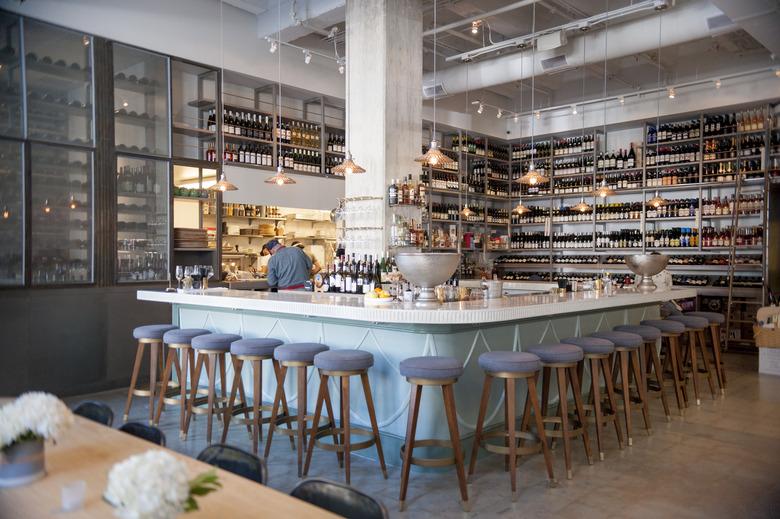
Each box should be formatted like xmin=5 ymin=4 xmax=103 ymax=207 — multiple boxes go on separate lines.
xmin=344 ymin=0 xmax=422 ymax=258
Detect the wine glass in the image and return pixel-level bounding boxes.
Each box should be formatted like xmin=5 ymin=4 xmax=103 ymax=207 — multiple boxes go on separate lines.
xmin=206 ymin=266 xmax=215 ymax=288
xmin=175 ymin=265 xmax=183 ymax=290
xmin=199 ymin=265 xmax=209 ymax=292
xmin=183 ymin=266 xmax=193 ymax=291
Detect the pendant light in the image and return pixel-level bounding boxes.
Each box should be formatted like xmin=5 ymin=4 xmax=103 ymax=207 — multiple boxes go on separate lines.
xmin=519 ymin=3 xmax=548 ymax=186
xmin=647 ymin=7 xmax=667 ymax=208
xmin=594 ymin=1 xmax=614 ymax=200
xmin=265 ymin=0 xmax=296 ymax=186
xmin=333 ymin=31 xmax=365 ymax=175
xmin=460 ymin=61 xmax=471 ymax=217
xmin=512 ymin=47 xmax=529 ymax=215
xmin=415 ymin=0 xmax=453 ymax=167
xmin=573 ymin=29 xmax=591 ymax=214
xmin=648 ymin=190 xmax=667 ymax=208
xmin=210 ymin=0 xmax=239 ymax=192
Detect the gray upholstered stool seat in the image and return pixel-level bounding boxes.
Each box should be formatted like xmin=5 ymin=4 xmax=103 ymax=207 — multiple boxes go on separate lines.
xmin=191 ymin=333 xmax=242 ymax=352
xmin=477 ymin=351 xmax=541 ymax=373
xmin=667 ymin=314 xmax=709 ymax=330
xmin=684 ymin=311 xmax=725 ymax=324
xmin=230 ymin=338 xmax=284 ymax=357
xmin=526 ymin=343 xmax=584 ymax=364
xmin=614 ymin=325 xmax=661 ymax=342
xmin=274 ymin=342 xmax=329 ymax=363
xmin=561 ymin=336 xmax=615 ymax=355
xmin=400 ymin=356 xmax=463 ymax=379
xmin=163 ymin=328 xmax=210 ymax=344
xmin=133 ymin=324 xmax=178 ymax=340
xmin=314 ymin=350 xmax=374 ymax=371
xmin=640 ymin=319 xmax=685 ymax=334
xmin=590 ymin=331 xmax=642 ymax=349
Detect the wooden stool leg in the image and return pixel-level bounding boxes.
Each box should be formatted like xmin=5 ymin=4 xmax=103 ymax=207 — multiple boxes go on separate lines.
xmin=590 ymin=358 xmax=605 ymax=461
xmin=221 ymin=358 xmax=243 ymax=444
xmin=528 ymin=374 xmax=555 ymax=484
xmin=399 ymin=383 xmax=422 ymax=511
xmin=154 ymin=349 xmax=175 ymax=425
xmin=503 ymin=379 xmax=510 ymax=472
xmin=123 ymin=342 xmax=146 ymax=422
xmin=205 ymin=353 xmax=218 ymax=444
xmin=710 ymin=324 xmax=726 ymax=390
xmin=556 ymin=367 xmax=573 ymax=479
xmin=631 ymin=349 xmax=652 ymax=434
xmin=341 ymin=375 xmax=352 ymax=484
xmin=218 ymin=354 xmax=227 ymax=408
xmin=540 ymin=366 xmax=551 ymax=447
xmin=468 ymin=374 xmax=493 ymax=478
xmin=669 ymin=335 xmax=687 ymax=411
xmin=303 ymin=373 xmax=328 ymax=476
xmin=688 ymin=331 xmax=702 ymax=405
xmin=568 ymin=366 xmax=593 ymax=465
xmin=506 ymin=377 xmax=518 ymax=501
xmin=179 ymin=348 xmax=189 ymax=439
xmin=263 ymin=365 xmax=288 ymax=459
xmin=253 ymin=360 xmax=262 ymax=444
xmin=183 ymin=353 xmax=205 ymax=439
xmin=649 ymin=342 xmax=671 ymax=421
xmin=442 ymin=384 xmax=469 ymax=511
xmin=296 ymin=366 xmax=307 ymax=478
xmin=322 ymin=379 xmax=343 ymax=467
xmin=518 ymin=375 xmax=533 ymax=447
xmin=361 ymin=373 xmax=388 ymax=479
xmin=697 ymin=330 xmax=717 ymax=399
xmin=235 ymin=365 xmax=252 ymax=439
xmin=148 ymin=342 xmax=159 ymax=426
xmin=619 ymin=350 xmax=633 ymax=446
xmin=272 ymin=360 xmax=296 ymax=450
xmin=601 ymin=357 xmax=624 ymax=449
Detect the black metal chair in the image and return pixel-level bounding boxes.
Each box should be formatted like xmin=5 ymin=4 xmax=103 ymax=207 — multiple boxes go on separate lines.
xmin=119 ymin=422 xmax=166 ymax=446
xmin=196 ymin=444 xmax=267 ymax=485
xmin=73 ymin=400 xmax=114 ymax=426
xmin=290 ymin=478 xmax=388 ymax=519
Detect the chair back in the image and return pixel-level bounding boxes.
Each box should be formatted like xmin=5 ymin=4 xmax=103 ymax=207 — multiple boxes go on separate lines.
xmin=290 ymin=478 xmax=388 ymax=519
xmin=73 ymin=400 xmax=114 ymax=426
xmin=119 ymin=422 xmax=166 ymax=446
xmin=196 ymin=444 xmax=267 ymax=485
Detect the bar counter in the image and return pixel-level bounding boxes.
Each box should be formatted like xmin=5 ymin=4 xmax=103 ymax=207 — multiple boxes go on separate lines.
xmin=137 ymin=287 xmax=696 ymax=458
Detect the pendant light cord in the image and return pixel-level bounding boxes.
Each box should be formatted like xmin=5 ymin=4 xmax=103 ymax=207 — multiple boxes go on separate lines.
xmin=432 ymin=0 xmax=437 ymax=139
xmin=530 ymin=2 xmax=536 ymax=152
xmin=656 ymin=9 xmax=662 ymax=136
xmin=602 ymin=0 xmax=608 ymax=154
xmin=278 ymin=0 xmax=282 ymax=164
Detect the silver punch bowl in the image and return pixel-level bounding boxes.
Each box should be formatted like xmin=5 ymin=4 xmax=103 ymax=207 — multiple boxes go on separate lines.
xmin=395 ymin=252 xmax=460 ymax=307
xmin=624 ymin=253 xmax=669 ymax=293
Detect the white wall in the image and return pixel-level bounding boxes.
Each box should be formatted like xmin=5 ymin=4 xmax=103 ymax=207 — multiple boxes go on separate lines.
xmin=1 ymin=0 xmax=345 ymax=98
xmin=221 ymin=165 xmax=344 ymax=210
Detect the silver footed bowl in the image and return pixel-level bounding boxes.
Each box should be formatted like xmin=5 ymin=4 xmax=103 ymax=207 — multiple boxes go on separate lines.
xmin=395 ymin=252 xmax=460 ymax=307
xmin=624 ymin=253 xmax=668 ymax=293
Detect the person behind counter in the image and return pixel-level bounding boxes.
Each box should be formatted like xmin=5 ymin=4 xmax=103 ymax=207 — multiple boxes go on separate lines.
xmin=290 ymin=240 xmax=322 ymax=276
xmin=265 ymin=238 xmax=312 ymax=291
xmin=258 ymin=245 xmax=271 ymax=275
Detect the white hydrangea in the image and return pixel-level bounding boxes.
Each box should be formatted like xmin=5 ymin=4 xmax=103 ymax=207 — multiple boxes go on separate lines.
xmin=104 ymin=450 xmax=191 ymax=519
xmin=0 ymin=392 xmax=74 ymax=449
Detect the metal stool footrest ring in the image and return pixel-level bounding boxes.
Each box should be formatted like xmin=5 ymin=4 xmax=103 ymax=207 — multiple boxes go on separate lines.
xmin=191 ymin=395 xmax=228 ymax=415
xmin=274 ymin=413 xmax=332 ymax=437
xmin=399 ymin=439 xmax=456 ymax=468
xmin=542 ymin=413 xmax=586 ymax=439
xmin=163 ymin=387 xmax=208 ymax=406
xmin=481 ymin=428 xmax=541 ymax=457
xmin=313 ymin=426 xmax=376 ymax=453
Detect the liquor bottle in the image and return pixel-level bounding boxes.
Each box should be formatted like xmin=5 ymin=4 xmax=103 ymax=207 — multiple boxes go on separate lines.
xmin=388 ymin=179 xmax=398 ymax=206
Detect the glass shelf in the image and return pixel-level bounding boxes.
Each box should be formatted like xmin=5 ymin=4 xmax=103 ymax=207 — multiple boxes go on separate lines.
xmin=30 ymin=143 xmax=93 ymax=285
xmin=117 ymin=155 xmax=169 ymax=282
xmin=171 ymin=59 xmax=218 ymax=161
xmin=0 ymin=13 xmax=23 ymax=138
xmin=113 ymin=44 xmax=169 ymax=157
xmin=0 ymin=139 xmax=24 ymax=285
xmin=24 ymin=19 xmax=94 ymax=146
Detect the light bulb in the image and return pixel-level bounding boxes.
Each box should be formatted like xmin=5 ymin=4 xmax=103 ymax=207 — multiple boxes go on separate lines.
xmin=471 ymin=20 xmax=481 ymax=34
xmin=534 ymin=110 xmax=541 ymax=120
xmin=338 ymin=63 xmax=345 ymax=74
xmin=43 ymin=199 xmax=51 ymax=214
xmin=618 ymin=96 xmax=625 ymax=105
xmin=477 ymin=103 xmax=484 ymax=114
xmin=276 ymin=177 xmax=284 ymax=186
xmin=571 ymin=104 xmax=578 ymax=115
xmin=69 ymin=195 xmax=77 ymax=210
xmin=775 ymin=68 xmax=780 ymax=78
xmin=219 ymin=185 xmax=226 ymax=192
xmin=600 ymin=190 xmax=608 ymax=198
xmin=496 ymin=109 xmax=503 ymax=119
xmin=715 ymin=79 xmax=721 ymax=89
xmin=82 ymin=35 xmax=90 ymax=46
xmin=2 ymin=206 xmax=9 ymax=219
xmin=529 ymin=176 xmax=538 ymax=185
xmin=122 ymin=100 xmax=129 ymax=108
xmin=428 ymin=154 xmax=439 ymax=165
xmin=653 ymin=200 xmax=661 ymax=208
xmin=667 ymin=87 xmax=675 ymax=99
xmin=345 ymin=166 xmax=353 ymax=174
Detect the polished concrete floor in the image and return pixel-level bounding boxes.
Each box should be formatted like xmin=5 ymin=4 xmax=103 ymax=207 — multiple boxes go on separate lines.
xmin=68 ymin=353 xmax=780 ymax=518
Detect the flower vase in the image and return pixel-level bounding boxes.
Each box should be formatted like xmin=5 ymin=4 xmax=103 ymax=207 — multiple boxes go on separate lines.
xmin=0 ymin=439 xmax=46 ymax=487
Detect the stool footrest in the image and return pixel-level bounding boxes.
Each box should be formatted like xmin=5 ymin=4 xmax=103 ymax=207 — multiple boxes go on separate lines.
xmin=541 ymin=414 xmax=586 ymax=439
xmin=480 ymin=429 xmax=541 ymax=457
xmin=272 ymin=414 xmax=331 ymax=437
xmin=400 ymin=439 xmax=456 ymax=468
xmin=313 ymin=427 xmax=376 ymax=453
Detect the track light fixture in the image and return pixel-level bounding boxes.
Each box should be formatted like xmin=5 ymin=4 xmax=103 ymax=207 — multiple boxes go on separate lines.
xmin=269 ymin=39 xmax=278 ymax=53
xmin=471 ymin=20 xmax=482 ymax=34
xmin=513 ymin=114 xmax=519 ymax=123
xmin=618 ymin=96 xmax=625 ymax=105
xmin=303 ymin=49 xmax=312 ymax=64
xmin=534 ymin=110 xmax=540 ymax=120
xmin=496 ymin=109 xmax=503 ymax=119
xmin=571 ymin=104 xmax=578 ymax=115
xmin=476 ymin=102 xmax=484 ymax=114
xmin=2 ymin=205 xmax=9 ymax=219
xmin=667 ymin=87 xmax=675 ymax=99
xmin=714 ymin=78 xmax=721 ymax=89
xmin=68 ymin=195 xmax=78 ymax=210
xmin=43 ymin=199 xmax=51 ymax=214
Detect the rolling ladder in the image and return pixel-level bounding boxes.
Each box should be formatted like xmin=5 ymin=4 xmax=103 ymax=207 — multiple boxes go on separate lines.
xmin=723 ymin=168 xmax=768 ymax=350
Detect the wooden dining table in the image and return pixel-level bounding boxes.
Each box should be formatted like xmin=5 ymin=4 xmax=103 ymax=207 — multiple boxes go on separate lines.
xmin=0 ymin=415 xmax=337 ymax=518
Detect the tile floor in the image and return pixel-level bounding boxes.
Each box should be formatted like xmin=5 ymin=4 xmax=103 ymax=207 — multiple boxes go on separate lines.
xmin=67 ymin=353 xmax=780 ymax=518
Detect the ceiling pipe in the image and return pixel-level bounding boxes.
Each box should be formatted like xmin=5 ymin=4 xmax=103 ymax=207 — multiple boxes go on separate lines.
xmin=423 ymin=0 xmax=728 ymax=97
xmin=422 ymin=0 xmax=540 ymax=37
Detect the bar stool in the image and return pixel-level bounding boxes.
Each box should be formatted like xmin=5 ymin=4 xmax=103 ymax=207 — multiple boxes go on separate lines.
xmin=398 ymin=356 xmax=468 ymax=512
xmin=667 ymin=314 xmax=717 ymax=405
xmin=468 ymin=351 xmax=555 ymax=500
xmin=123 ymin=324 xmax=178 ymax=425
xmin=561 ymin=337 xmax=624 ymax=461
xmin=641 ymin=319 xmax=688 ymax=415
xmin=685 ymin=311 xmax=726 ymax=393
xmin=183 ymin=333 xmax=242 ymax=444
xmin=221 ymin=337 xmax=293 ymax=455
xmin=614 ymin=324 xmax=671 ymax=422
xmin=590 ymin=330 xmax=650 ymax=446
xmin=264 ymin=342 xmax=331 ymax=478
xmin=153 ymin=328 xmax=210 ymax=436
xmin=303 ymin=350 xmax=387 ymax=485
xmin=525 ymin=343 xmax=592 ymax=480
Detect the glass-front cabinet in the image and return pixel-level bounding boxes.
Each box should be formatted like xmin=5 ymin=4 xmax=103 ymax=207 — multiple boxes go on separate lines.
xmin=113 ymin=44 xmax=169 ymax=157
xmin=30 ymin=143 xmax=93 ymax=285
xmin=24 ymin=19 xmax=94 ymax=146
xmin=171 ymin=59 xmax=218 ymax=162
xmin=0 ymin=140 xmax=24 ymax=286
xmin=117 ymin=155 xmax=169 ymax=282
xmin=0 ymin=13 xmax=23 ymax=138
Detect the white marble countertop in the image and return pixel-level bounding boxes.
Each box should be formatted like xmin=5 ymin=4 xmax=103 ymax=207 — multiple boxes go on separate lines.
xmin=138 ymin=287 xmax=697 ymax=325
xmin=458 ymin=280 xmax=558 ymax=292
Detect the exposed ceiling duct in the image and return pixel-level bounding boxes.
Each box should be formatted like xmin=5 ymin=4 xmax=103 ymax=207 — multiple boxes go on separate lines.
xmin=422 ymin=0 xmax=732 ymax=98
